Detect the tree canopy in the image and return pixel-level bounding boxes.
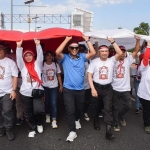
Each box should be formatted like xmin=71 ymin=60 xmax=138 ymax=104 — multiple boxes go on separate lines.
xmin=134 ymin=22 xmax=150 ymax=35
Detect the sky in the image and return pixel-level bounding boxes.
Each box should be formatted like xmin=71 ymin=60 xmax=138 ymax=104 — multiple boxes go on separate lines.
xmin=0 ymin=0 xmax=149 ymax=32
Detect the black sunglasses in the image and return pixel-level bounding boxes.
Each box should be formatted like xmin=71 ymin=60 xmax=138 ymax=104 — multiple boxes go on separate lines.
xmin=69 ymin=47 xmax=79 ymax=50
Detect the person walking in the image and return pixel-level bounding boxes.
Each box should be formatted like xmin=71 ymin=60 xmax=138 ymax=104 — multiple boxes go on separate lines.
xmin=16 ymin=39 xmax=44 ymax=138
xmin=55 ymin=35 xmax=96 ymax=142
xmin=88 ymin=38 xmax=122 ymax=139
xmin=0 ymin=45 xmax=18 ymax=141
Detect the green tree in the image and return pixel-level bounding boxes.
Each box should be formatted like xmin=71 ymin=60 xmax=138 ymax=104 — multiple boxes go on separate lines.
xmin=134 ymin=22 xmax=150 ymax=35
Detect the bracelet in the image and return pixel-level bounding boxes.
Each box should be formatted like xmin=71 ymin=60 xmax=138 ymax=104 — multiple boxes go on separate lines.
xmin=12 ymin=90 xmax=16 ymax=92
xmin=86 ymin=39 xmax=90 ymax=43
xmin=111 ymin=41 xmax=115 ymax=45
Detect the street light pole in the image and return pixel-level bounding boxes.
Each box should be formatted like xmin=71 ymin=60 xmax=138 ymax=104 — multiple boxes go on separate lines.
xmin=24 ymin=0 xmax=34 ymax=32
xmin=32 ymin=16 xmax=39 ymax=31
xmin=36 ymin=26 xmax=41 ymax=31
xmin=11 ymin=0 xmax=13 ymax=30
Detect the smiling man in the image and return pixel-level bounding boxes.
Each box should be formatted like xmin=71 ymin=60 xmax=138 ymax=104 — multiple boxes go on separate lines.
xmin=87 ymin=39 xmax=122 ymax=140
xmin=55 ymin=35 xmax=96 ymax=142
xmin=0 ymin=45 xmax=18 ymax=141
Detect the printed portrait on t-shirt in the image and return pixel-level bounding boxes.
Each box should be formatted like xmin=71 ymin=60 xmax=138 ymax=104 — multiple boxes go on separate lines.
xmin=0 ymin=66 xmax=5 ymax=80
xmin=99 ymin=66 xmax=108 ymax=79
xmin=26 ymin=73 xmax=36 ymax=82
xmin=115 ymin=61 xmax=125 ymax=78
xmin=46 ymin=68 xmax=55 ymax=81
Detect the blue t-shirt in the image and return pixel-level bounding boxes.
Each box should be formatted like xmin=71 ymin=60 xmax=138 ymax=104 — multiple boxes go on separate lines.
xmin=61 ymin=53 xmax=87 ymax=90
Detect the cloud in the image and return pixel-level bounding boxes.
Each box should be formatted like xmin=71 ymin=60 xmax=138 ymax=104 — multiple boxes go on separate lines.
xmin=20 ymin=0 xmax=90 ymax=14
xmin=93 ymin=0 xmax=133 ymax=6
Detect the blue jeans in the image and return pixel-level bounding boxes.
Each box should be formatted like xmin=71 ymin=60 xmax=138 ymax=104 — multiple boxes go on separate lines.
xmin=134 ymin=78 xmax=141 ymax=109
xmin=44 ymin=86 xmax=59 ymax=119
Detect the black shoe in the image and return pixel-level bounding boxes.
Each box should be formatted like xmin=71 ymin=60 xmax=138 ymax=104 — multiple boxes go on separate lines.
xmin=93 ymin=118 xmax=100 ymax=130
xmin=0 ymin=127 xmax=6 ymax=137
xmin=139 ymin=107 xmax=143 ymax=111
xmin=106 ymin=124 xmax=115 ymax=139
xmin=6 ymin=128 xmax=15 ymax=141
xmin=135 ymin=109 xmax=139 ymax=114
xmin=16 ymin=118 xmax=24 ymax=125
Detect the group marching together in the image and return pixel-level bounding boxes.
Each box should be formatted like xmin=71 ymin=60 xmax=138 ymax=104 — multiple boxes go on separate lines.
xmin=0 ymin=32 xmax=150 ymax=142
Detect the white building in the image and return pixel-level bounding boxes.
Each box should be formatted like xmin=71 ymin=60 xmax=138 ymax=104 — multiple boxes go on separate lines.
xmin=70 ymin=7 xmax=94 ymax=33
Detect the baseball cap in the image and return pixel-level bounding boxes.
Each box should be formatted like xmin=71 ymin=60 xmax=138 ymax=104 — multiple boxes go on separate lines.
xmin=119 ymin=46 xmax=126 ymax=51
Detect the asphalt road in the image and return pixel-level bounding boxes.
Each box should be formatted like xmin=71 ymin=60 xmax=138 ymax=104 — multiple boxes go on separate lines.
xmin=0 ymin=98 xmax=150 ymax=150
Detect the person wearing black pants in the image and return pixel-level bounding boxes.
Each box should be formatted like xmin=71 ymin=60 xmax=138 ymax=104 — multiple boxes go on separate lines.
xmin=88 ymin=39 xmax=122 ymax=139
xmin=20 ymin=95 xmax=44 ymax=132
xmin=0 ymin=45 xmax=18 ymax=141
xmin=63 ymin=87 xmax=85 ymax=132
xmin=56 ymin=36 xmax=96 ymax=142
xmin=91 ymin=82 xmax=113 ymax=130
xmin=16 ymin=39 xmax=44 ymax=137
xmin=139 ymin=98 xmax=150 ymax=131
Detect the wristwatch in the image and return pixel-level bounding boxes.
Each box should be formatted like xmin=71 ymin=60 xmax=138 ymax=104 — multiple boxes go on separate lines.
xmin=12 ymin=90 xmax=16 ymax=92
xmin=86 ymin=39 xmax=90 ymax=43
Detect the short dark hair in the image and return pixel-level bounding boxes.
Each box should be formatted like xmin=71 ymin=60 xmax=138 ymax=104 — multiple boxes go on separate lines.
xmin=99 ymin=45 xmax=108 ymax=50
xmin=44 ymin=50 xmax=54 ymax=57
xmin=0 ymin=45 xmax=5 ymax=50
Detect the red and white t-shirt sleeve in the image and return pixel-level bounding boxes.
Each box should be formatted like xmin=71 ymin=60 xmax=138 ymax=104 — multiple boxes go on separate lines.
xmin=36 ymin=45 xmax=43 ymax=67
xmin=111 ymin=56 xmax=117 ymax=63
xmin=10 ymin=60 xmax=18 ymax=77
xmin=16 ymin=47 xmax=25 ymax=70
xmin=87 ymin=60 xmax=95 ymax=74
xmin=128 ymin=55 xmax=135 ymax=65
xmin=56 ymin=64 xmax=61 ymax=74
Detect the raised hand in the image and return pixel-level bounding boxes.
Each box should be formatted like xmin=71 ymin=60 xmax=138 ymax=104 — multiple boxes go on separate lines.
xmin=65 ymin=36 xmax=72 ymax=41
xmin=34 ymin=38 xmax=40 ymax=46
xmin=134 ymin=35 xmax=140 ymax=41
xmin=107 ymin=37 xmax=115 ymax=43
xmin=82 ymin=34 xmax=89 ymax=42
xmin=16 ymin=39 xmax=23 ymax=48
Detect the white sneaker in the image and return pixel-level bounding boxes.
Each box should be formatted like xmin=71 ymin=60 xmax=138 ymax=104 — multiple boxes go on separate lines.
xmin=28 ymin=131 xmax=36 ymax=138
xmin=66 ymin=131 xmax=77 ymax=142
xmin=46 ymin=115 xmax=50 ymax=123
xmin=37 ymin=125 xmax=43 ymax=133
xmin=84 ymin=113 xmax=90 ymax=121
xmin=52 ymin=120 xmax=58 ymax=129
xmin=75 ymin=120 xmax=81 ymax=129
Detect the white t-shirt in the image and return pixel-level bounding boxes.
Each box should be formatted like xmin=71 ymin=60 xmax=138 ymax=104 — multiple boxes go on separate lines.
xmin=5 ymin=53 xmax=16 ymax=62
xmin=112 ymin=55 xmax=134 ymax=92
xmin=88 ymin=56 xmax=117 ymax=85
xmin=84 ymin=62 xmax=90 ymax=90
xmin=16 ymin=45 xmax=43 ymax=97
xmin=138 ymin=61 xmax=150 ymax=101
xmin=0 ymin=57 xmax=18 ymax=96
xmin=42 ymin=62 xmax=61 ymax=88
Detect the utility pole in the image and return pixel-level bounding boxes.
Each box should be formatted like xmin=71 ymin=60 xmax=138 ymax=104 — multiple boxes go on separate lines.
xmin=11 ymin=0 xmax=13 ymax=30
xmin=32 ymin=16 xmax=39 ymax=31
xmin=24 ymin=0 xmax=34 ymax=32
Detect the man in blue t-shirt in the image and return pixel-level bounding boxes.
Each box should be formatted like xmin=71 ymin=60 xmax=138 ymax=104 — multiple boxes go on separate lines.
xmin=56 ymin=35 xmax=96 ymax=142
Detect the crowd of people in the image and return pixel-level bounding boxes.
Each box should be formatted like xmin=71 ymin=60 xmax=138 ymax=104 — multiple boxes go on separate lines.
xmin=0 ymin=34 xmax=150 ymax=142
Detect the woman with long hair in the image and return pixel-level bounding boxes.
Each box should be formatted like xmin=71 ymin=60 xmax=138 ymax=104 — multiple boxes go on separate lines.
xmin=42 ymin=51 xmax=62 ymax=128
xmin=16 ymin=39 xmax=44 ymax=137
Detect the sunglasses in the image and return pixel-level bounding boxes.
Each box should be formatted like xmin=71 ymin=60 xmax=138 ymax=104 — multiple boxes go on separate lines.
xmin=121 ymin=50 xmax=126 ymax=53
xmin=69 ymin=47 xmax=79 ymax=50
